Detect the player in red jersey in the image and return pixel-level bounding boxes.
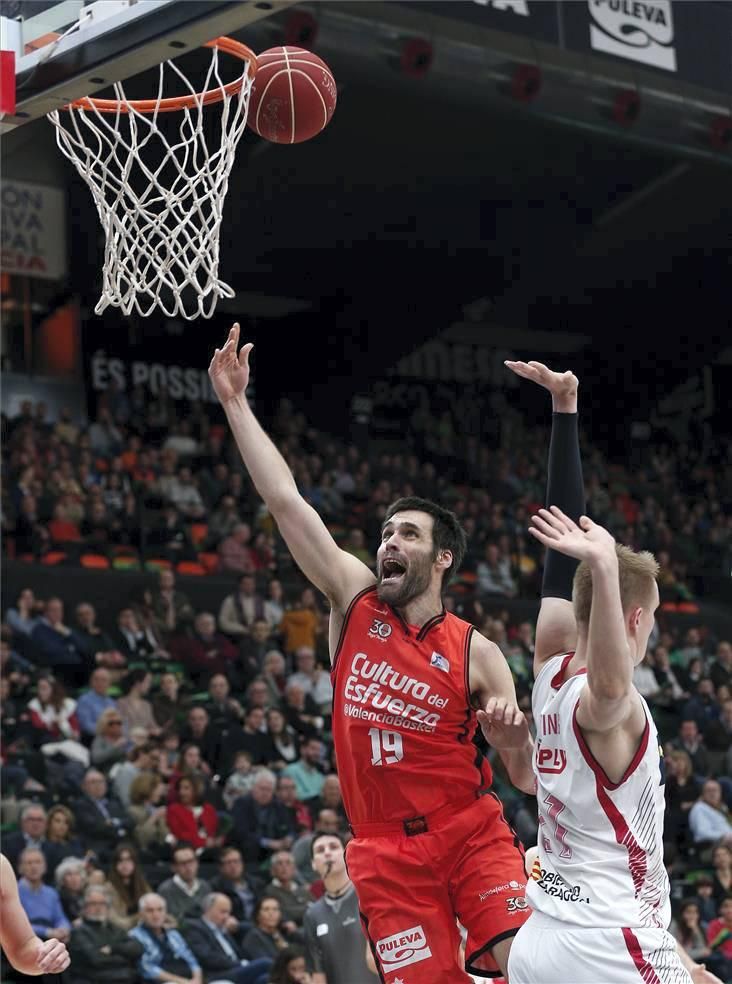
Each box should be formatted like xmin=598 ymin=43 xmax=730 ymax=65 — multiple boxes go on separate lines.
xmin=209 ymin=325 xmax=535 ymax=982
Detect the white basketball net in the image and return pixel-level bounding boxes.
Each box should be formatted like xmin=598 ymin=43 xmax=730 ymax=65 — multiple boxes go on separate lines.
xmin=48 ymin=45 xmax=254 ymax=319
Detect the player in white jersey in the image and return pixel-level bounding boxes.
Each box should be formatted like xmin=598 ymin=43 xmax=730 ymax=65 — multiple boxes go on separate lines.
xmin=500 ymin=361 xmax=722 ymax=984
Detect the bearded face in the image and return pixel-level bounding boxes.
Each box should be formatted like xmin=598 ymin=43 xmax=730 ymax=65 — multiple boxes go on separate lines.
xmin=376 ymin=541 xmax=435 ymax=608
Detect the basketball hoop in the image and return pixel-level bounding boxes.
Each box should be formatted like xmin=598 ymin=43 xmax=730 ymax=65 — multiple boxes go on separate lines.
xmin=48 ymin=38 xmax=257 ymax=320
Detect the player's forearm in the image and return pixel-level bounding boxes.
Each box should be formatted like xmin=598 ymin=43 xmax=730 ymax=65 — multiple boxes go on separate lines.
xmin=10 ymin=936 xmax=44 ymax=975
xmin=586 ymin=551 xmax=633 ymax=700
xmin=223 ymin=393 xmax=300 ymax=511
xmin=542 ymin=411 xmax=584 ymax=601
xmin=500 ymin=741 xmax=536 ymax=795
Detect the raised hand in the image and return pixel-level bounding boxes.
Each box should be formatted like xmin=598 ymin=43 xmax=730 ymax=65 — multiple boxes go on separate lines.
xmin=208 ymin=323 xmax=253 ymax=405
xmin=477 ymin=697 xmax=530 ymax=750
xmin=505 ymin=359 xmax=578 ymax=412
xmin=528 ymin=506 xmax=615 ymax=563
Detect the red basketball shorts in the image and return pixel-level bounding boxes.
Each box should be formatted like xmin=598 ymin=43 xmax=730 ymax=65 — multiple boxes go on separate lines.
xmin=346 ymin=792 xmax=530 ymax=981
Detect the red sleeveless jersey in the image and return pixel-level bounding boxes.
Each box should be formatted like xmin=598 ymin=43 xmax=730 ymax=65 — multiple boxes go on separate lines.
xmin=331 ymin=586 xmax=493 ymax=826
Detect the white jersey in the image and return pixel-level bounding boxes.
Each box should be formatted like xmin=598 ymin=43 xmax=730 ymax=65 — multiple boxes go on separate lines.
xmin=527 ymin=653 xmax=670 ymax=930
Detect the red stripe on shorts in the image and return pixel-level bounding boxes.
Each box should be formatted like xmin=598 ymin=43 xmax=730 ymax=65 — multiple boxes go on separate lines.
xmin=622 ymin=927 xmax=662 ymax=984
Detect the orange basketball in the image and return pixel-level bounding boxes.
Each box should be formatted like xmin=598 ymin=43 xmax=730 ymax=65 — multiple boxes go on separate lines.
xmin=247 ymin=46 xmax=337 ymax=144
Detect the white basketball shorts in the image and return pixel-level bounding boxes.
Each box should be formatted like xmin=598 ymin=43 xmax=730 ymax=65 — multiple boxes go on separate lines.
xmin=507 ymin=910 xmax=693 ymax=984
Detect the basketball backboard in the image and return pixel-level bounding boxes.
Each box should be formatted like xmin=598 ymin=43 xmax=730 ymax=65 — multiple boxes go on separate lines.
xmin=0 ymin=0 xmax=297 ymax=132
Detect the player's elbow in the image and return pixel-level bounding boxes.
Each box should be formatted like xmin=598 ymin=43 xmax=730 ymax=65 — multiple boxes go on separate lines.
xmin=588 ymin=678 xmax=632 ymax=704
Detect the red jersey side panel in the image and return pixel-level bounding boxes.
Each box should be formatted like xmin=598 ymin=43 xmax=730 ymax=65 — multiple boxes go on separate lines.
xmin=331 ymin=587 xmax=492 ymax=826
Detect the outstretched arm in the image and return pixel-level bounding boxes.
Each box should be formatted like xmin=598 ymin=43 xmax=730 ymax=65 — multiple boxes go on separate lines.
xmin=505 ymin=361 xmax=583 ymax=673
xmin=678 ymin=942 xmax=724 ymax=984
xmin=209 ymin=325 xmax=375 ymax=613
xmin=529 ymin=508 xmax=641 ymax=734
xmin=0 ymin=855 xmax=70 ymax=975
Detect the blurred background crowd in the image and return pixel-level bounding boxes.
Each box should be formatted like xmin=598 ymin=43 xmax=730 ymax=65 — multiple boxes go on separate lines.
xmin=1 ymin=394 xmax=731 ymax=983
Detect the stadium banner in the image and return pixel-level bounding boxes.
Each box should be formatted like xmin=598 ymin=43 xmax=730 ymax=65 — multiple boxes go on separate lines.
xmin=405 ymin=1 xmax=732 ymax=94
xmin=0 ymin=179 xmax=67 ymax=280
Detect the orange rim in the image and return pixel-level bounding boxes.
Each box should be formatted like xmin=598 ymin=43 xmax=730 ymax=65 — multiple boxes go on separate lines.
xmin=65 ymin=37 xmax=257 ymax=114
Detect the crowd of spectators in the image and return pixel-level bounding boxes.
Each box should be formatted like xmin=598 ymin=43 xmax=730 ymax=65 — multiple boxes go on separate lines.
xmin=1 ymin=394 xmax=731 ymax=982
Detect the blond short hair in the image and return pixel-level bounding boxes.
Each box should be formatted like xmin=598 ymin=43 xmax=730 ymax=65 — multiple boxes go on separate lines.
xmin=573 ymin=543 xmax=659 ymax=627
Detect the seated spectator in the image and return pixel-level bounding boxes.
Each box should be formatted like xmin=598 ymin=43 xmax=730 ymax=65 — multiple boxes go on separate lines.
xmin=281 ymin=684 xmax=323 ymax=740
xmin=691 ymin=874 xmax=720 ymax=925
xmin=262 ymin=852 xmax=312 ymax=931
xmin=286 ymin=647 xmax=333 ymax=715
xmin=232 ymin=771 xmax=296 ymax=865
xmin=704 ymin=698 xmax=732 ymax=776
xmin=267 ymin=945 xmax=309 ymax=984
xmin=74 ymin=769 xmax=131 ymax=861
xmin=91 ymin=708 xmax=131 ymax=772
xmin=44 ymin=804 xmax=87 ymax=871
xmin=219 ymin=524 xmax=257 ymax=575
xmin=55 ymin=856 xmax=88 ymax=922
xmin=227 ymin=706 xmax=269 ymax=769
xmin=242 ymin=897 xmax=298 ymax=962
xmin=262 ymin=708 xmax=299 ymax=772
xmin=152 ymin=671 xmax=185 ymax=731
xmin=705 ymin=896 xmax=732 ymax=982
xmin=13 ymin=494 xmax=50 ymax=557
xmin=709 ymin=641 xmax=732 ymax=691
xmin=291 ymin=810 xmax=341 ymax=886
xmin=260 ymin=650 xmax=287 ymax=707
xmin=281 ymin=738 xmax=325 ymax=806
xmin=149 ymin=504 xmax=197 ymax=562
xmin=210 ymin=847 xmax=265 ymax=931
xmin=664 ymin=750 xmax=701 ymax=856
xmin=670 ymin=719 xmax=710 ymax=776
xmin=150 ymin=569 xmax=195 ymax=639
xmin=170 ymin=612 xmax=240 ymax=688
xmin=633 ymin=653 xmax=660 ymax=700
xmin=223 ymin=751 xmax=258 ymax=810
xmin=275 ymin=776 xmax=312 ymax=837
xmin=17 ymin=847 xmax=70 ymax=944
xmin=5 ymin=587 xmax=42 ymax=637
xmin=186 ymin=892 xmax=273 ymax=984
xmin=112 ymin=607 xmax=169 ymax=665
xmin=116 ymin=669 xmax=160 ymax=736
xmin=177 ymin=708 xmax=220 ymax=778
xmin=26 ymin=675 xmax=89 ymax=770
xmin=166 ymin=776 xmax=221 ymax=853
xmin=476 ymin=542 xmax=517 ymax=598
xmin=219 ymin=574 xmax=266 ymax=640
xmin=204 ymin=672 xmax=245 ymax=734
xmin=342 ymin=527 xmax=374 ymax=567
xmin=669 ymin=899 xmax=713 ymax=966
xmin=130 ymin=892 xmax=202 ymax=982
xmin=158 ymin=843 xmax=212 ymax=926
xmin=240 ymin=620 xmax=275 ymax=681
xmin=689 ymin=780 xmax=732 ymax=857
xmin=309 ymin=774 xmax=347 ymax=828
xmin=106 ymin=843 xmax=152 ymax=930
xmin=682 ymin=678 xmax=721 ymax=732
xmin=712 ymin=845 xmax=732 ymax=905
xmin=247 ymin=678 xmax=275 ymax=714
xmin=263 ymin=579 xmax=285 ymax=633
xmin=68 ymin=884 xmax=144 ymax=984
xmin=3 ymin=804 xmax=53 ymax=874
xmin=111 ymin=743 xmax=159 ymax=808
xmin=76 ymin=668 xmax=119 ymax=740
xmin=208 ymin=495 xmax=243 ymax=547
xmin=280 ymin=589 xmax=319 ymax=656
xmin=128 ymin=772 xmax=171 ymax=856
xmin=74 ymin=602 xmax=126 ymax=672
xmin=30 ymin=597 xmax=86 ymax=686
xmin=166 ymin=466 xmax=205 ymax=519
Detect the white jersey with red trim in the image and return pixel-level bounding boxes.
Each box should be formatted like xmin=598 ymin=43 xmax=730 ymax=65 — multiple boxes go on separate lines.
xmin=526 ymin=653 xmax=670 ymax=930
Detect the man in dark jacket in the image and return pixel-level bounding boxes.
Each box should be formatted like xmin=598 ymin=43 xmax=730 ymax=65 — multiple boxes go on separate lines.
xmin=231 ymin=772 xmax=295 ymax=865
xmin=210 ymin=847 xmax=264 ymax=937
xmin=69 ymin=885 xmax=143 ymax=984
xmin=73 ymin=770 xmax=131 ymax=861
xmin=186 ymin=893 xmax=271 ymax=984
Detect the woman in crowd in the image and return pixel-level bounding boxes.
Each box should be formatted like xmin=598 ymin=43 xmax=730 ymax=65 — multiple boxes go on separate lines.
xmin=106 ymin=842 xmax=151 ymax=930
xmin=670 ymin=899 xmax=713 ymax=965
xmin=54 ymin=856 xmax=88 ymax=922
xmin=711 ymin=844 xmax=732 ymax=905
xmin=90 ymin=707 xmax=130 ymax=771
xmin=151 ymin=672 xmax=184 ymax=731
xmin=261 ymin=651 xmax=288 ymax=707
xmin=664 ymin=749 xmax=701 ymax=861
xmin=26 ymin=676 xmax=88 ymax=771
xmin=167 ymin=742 xmax=212 ymax=802
xmin=116 ymin=668 xmax=159 ymax=735
xmin=267 ymin=945 xmax=312 ymax=984
xmin=166 ymin=775 xmax=220 ymax=852
xmin=243 ymin=897 xmax=298 ymax=961
xmin=45 ymin=805 xmax=87 ymax=867
xmin=263 ymin=708 xmax=299 ymax=772
xmin=128 ymin=772 xmax=171 ymax=856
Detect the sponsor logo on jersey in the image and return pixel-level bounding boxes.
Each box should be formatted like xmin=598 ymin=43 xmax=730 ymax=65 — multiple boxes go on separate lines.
xmin=342 ymin=652 xmax=449 ymax=733
xmin=368 ymin=618 xmax=392 ymax=641
xmin=376 ymin=924 xmax=432 ymax=972
xmin=478 ymin=879 xmax=522 ymax=900
xmin=536 ymin=745 xmax=567 ymax=774
xmin=430 ymin=651 xmax=450 ymax=673
xmin=506 ymin=895 xmax=529 ymax=913
xmin=533 ymin=866 xmax=591 ymax=904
